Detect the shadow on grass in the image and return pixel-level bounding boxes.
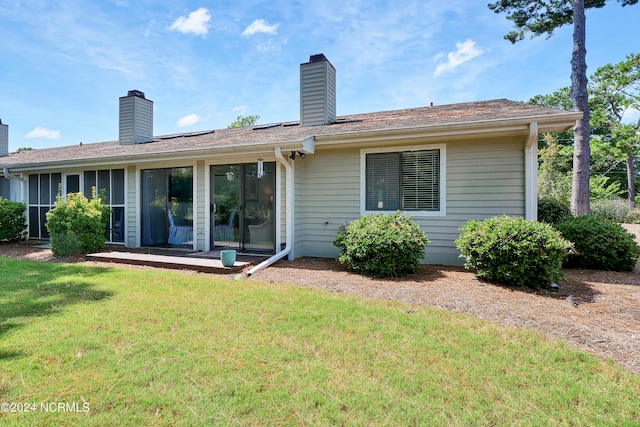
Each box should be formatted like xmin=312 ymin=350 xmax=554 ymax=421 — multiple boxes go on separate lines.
xmin=0 ymin=257 xmax=114 ymax=339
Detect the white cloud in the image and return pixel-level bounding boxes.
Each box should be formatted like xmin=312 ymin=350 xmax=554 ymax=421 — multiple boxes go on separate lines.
xmin=241 ymin=19 xmax=279 ymax=36
xmin=169 ymin=8 xmax=211 ymax=35
xmin=25 ymin=127 xmax=60 ymax=139
xmin=433 ymin=39 xmax=484 ymax=77
xmin=622 ymin=107 xmax=640 ymax=124
xmin=177 ymin=114 xmax=200 ymax=127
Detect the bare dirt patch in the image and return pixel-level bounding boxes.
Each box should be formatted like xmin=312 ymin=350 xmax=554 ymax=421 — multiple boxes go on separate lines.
xmin=2 ymin=227 xmax=639 ymax=376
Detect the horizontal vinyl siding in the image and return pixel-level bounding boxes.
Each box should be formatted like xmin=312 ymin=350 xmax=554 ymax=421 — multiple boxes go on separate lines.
xmin=298 ymin=148 xmax=360 ymax=258
xmin=292 ymin=161 xmax=304 ymax=257
xmin=300 ymin=60 xmax=336 ymax=126
xmin=126 ymin=165 xmax=137 ymax=247
xmin=195 ymin=161 xmax=205 ymax=251
xmin=295 ymin=137 xmax=526 ymax=265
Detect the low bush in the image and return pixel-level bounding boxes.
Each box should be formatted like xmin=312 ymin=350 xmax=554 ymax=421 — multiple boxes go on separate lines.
xmin=626 ymin=210 xmax=640 ymax=224
xmin=49 ymin=230 xmax=80 ymax=257
xmin=590 ymin=197 xmax=630 ymax=223
xmin=455 ymin=216 xmax=572 ymax=288
xmin=333 ymin=211 xmax=429 ymax=278
xmin=0 ymin=197 xmax=27 ymax=242
xmin=46 ymin=191 xmax=110 ymax=256
xmin=537 ymin=198 xmax=571 ymax=225
xmin=555 ymin=215 xmax=640 ymax=271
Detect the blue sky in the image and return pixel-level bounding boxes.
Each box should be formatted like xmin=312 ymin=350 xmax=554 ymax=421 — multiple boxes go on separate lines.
xmin=1 ymin=0 xmax=639 ymax=151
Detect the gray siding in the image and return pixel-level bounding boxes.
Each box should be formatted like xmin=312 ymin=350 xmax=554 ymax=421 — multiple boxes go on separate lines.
xmin=295 ymin=137 xmax=526 ymax=265
xmin=300 ymin=60 xmax=336 ymax=126
xmin=195 ymin=160 xmax=206 ymax=250
xmin=126 ymin=165 xmax=137 ymax=247
xmin=0 ymin=123 xmax=8 ymax=157
xmin=119 ymin=95 xmax=153 ymax=145
xmin=296 ymin=148 xmax=360 ymax=258
xmin=292 ymin=160 xmax=306 ymax=258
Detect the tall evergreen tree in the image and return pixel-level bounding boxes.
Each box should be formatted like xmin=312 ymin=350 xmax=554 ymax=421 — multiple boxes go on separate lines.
xmin=488 ymin=0 xmax=638 ymax=215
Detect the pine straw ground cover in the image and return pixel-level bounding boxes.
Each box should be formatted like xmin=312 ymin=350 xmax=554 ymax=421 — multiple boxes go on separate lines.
xmin=1 ymin=225 xmax=639 ymax=377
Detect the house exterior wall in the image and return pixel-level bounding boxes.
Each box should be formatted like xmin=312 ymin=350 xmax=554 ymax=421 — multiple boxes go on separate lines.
xmin=295 ymin=136 xmax=525 ymax=265
xmin=126 ymin=165 xmax=137 ymax=247
xmin=195 ymin=160 xmax=206 ymax=250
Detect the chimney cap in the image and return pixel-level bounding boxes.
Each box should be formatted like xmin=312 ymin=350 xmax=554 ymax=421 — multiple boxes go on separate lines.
xmin=127 ymin=90 xmax=146 ymax=99
xmin=308 ymin=53 xmax=329 ymax=63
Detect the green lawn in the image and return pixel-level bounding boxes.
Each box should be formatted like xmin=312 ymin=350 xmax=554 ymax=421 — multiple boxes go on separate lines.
xmin=0 ymin=257 xmax=638 ymax=426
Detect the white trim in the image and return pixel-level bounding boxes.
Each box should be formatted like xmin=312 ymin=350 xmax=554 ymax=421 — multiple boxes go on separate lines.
xmin=525 ymin=122 xmax=538 ymax=220
xmin=191 ymin=162 xmax=198 ymax=251
xmin=204 ymin=164 xmax=211 ymax=252
xmin=135 ymin=165 xmax=141 ymax=248
xmin=360 ymin=143 xmax=446 ymax=217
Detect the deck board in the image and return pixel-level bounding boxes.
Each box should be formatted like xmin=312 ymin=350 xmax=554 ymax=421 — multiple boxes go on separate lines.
xmin=86 ymin=251 xmax=249 ymax=274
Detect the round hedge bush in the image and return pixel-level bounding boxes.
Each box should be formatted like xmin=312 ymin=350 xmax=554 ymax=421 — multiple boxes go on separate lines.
xmin=555 ymin=215 xmax=640 ymax=271
xmin=455 ymin=215 xmax=572 ymax=288
xmin=538 ymin=198 xmax=571 ymax=225
xmin=0 ymin=197 xmax=27 ymax=242
xmin=46 ymin=191 xmax=110 ymax=256
xmin=333 ymin=211 xmax=429 ymax=278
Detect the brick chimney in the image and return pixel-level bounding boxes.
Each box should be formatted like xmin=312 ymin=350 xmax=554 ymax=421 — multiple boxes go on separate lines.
xmin=300 ymin=54 xmax=336 ymax=127
xmin=0 ymin=119 xmax=8 ymax=157
xmin=119 ymin=90 xmax=153 ymax=145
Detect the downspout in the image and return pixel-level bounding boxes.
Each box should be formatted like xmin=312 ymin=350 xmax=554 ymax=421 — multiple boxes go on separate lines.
xmin=246 ymin=146 xmax=292 ymax=276
xmin=2 ymin=167 xmax=26 ymax=182
xmin=525 ymin=122 xmax=538 ymax=220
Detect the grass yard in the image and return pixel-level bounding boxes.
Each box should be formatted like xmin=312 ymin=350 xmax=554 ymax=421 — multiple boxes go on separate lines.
xmin=0 ymin=257 xmax=639 ymax=426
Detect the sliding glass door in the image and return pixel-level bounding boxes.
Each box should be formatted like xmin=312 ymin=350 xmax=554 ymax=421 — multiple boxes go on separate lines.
xmin=141 ymin=167 xmax=193 ymax=248
xmin=211 ymin=162 xmax=275 ymax=253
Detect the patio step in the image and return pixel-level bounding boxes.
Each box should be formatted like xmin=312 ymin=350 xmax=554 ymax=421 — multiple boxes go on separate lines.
xmin=86 ymin=251 xmax=248 ymax=274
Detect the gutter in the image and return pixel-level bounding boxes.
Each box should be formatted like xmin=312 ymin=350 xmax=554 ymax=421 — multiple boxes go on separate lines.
xmin=246 ymin=146 xmax=293 ymax=277
xmin=2 ymin=167 xmax=26 ymax=182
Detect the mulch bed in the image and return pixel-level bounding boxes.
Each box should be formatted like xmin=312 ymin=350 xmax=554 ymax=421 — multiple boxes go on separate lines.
xmin=2 ymin=226 xmax=639 ymax=376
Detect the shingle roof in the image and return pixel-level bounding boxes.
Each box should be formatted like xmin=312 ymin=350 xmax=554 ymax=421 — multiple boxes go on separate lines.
xmin=1 ymin=99 xmax=579 ymax=169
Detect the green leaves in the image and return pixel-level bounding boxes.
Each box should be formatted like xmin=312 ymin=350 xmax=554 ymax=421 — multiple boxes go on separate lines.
xmin=333 ymin=212 xmax=429 ymax=278
xmin=555 ymin=215 xmax=640 ymax=271
xmin=456 ymin=216 xmax=572 ymax=288
xmin=45 ymin=190 xmax=111 ymax=256
xmin=488 ymin=0 xmax=635 ymax=43
xmin=228 ymin=114 xmax=260 ymax=128
xmin=0 ymin=197 xmax=27 ymax=242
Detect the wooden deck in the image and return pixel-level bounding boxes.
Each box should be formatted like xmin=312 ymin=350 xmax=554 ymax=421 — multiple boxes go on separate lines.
xmin=85 ymin=251 xmax=263 ymax=274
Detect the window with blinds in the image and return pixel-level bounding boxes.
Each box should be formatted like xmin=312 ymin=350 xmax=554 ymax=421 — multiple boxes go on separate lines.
xmin=366 ymin=149 xmax=440 ymax=211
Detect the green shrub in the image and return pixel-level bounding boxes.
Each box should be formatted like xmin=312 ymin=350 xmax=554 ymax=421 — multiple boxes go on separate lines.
xmin=590 ymin=197 xmax=630 ymax=223
xmin=49 ymin=230 xmax=80 ymax=257
xmin=537 ymin=198 xmax=571 ymax=225
xmin=46 ymin=190 xmax=110 ymax=256
xmin=555 ymin=215 xmax=640 ymax=271
xmin=455 ymin=216 xmax=572 ymax=288
xmin=626 ymin=210 xmax=640 ymax=224
xmin=333 ymin=212 xmax=429 ymax=278
xmin=0 ymin=197 xmax=27 ymax=242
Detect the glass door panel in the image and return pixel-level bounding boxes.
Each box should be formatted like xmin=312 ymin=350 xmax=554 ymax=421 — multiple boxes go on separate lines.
xmin=211 ymin=162 xmax=275 ymax=253
xmin=212 ymin=165 xmax=241 ymax=249
xmin=141 ymin=167 xmax=193 ymax=247
xmin=243 ymin=162 xmax=275 ymax=252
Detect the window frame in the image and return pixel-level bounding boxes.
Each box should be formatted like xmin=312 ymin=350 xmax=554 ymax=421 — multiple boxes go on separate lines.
xmin=360 ymin=144 xmax=446 ymax=217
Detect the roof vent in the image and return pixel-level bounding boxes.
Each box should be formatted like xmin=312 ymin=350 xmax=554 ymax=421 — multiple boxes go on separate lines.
xmin=119 ymin=90 xmax=153 ymax=145
xmin=300 ymin=53 xmax=336 ymax=127
xmin=0 ymin=120 xmax=8 ymax=157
